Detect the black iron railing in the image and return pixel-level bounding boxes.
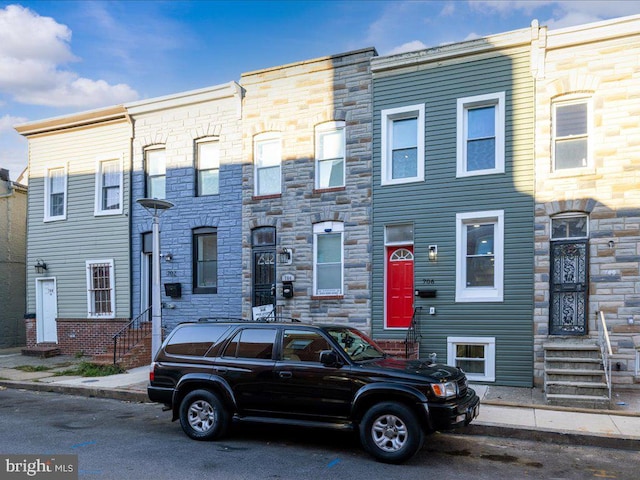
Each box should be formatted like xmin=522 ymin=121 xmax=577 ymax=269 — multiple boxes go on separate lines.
xmin=112 ymin=307 xmax=152 ymax=365
xmin=405 ymin=306 xmax=422 ymax=359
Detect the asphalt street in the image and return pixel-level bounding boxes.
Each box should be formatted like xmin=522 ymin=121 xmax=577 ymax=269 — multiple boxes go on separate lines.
xmin=0 ymin=389 xmax=637 ymax=480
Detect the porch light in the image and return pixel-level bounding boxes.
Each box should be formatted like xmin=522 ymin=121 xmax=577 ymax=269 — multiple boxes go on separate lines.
xmin=279 ymin=248 xmax=292 ymax=265
xmin=428 ymin=245 xmax=438 ymax=262
xmin=34 ymin=259 xmax=47 ymax=273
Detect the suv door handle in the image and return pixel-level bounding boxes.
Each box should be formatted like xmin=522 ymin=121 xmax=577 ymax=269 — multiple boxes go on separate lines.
xmin=279 ymin=371 xmax=292 ymax=379
xmin=215 ymin=367 xmax=228 ymax=374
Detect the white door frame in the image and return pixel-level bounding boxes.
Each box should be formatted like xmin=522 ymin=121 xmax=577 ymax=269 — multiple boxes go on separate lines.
xmin=35 ymin=277 xmax=58 ymax=343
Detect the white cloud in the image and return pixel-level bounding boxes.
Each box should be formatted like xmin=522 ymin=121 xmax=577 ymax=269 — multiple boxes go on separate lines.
xmin=386 ymin=40 xmax=429 ymax=56
xmin=0 ymin=4 xmax=138 ymax=108
xmin=0 ymin=114 xmax=28 ymax=132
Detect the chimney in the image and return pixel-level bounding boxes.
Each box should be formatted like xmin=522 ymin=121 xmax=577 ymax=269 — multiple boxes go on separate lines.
xmin=0 ymin=169 xmax=9 ymax=181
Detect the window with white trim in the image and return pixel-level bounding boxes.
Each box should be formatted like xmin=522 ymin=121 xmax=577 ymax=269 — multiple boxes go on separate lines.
xmin=313 ymin=221 xmax=344 ymax=296
xmin=196 ymin=139 xmax=220 ymax=196
xmin=315 ymin=121 xmax=345 ymax=189
xmin=457 ymin=92 xmax=505 ymax=177
xmin=193 ymin=227 xmax=217 ymax=294
xmin=456 ymin=210 xmax=504 ymax=302
xmin=86 ymin=259 xmax=115 ymax=318
xmin=95 ymin=157 xmax=123 ymax=215
xmin=44 ymin=166 xmax=67 ymax=221
xmin=254 ymin=133 xmax=281 ymax=196
xmin=381 ymin=104 xmax=425 ymax=185
xmin=145 ymin=148 xmax=166 ymax=199
xmin=447 ymin=337 xmax=496 ymax=382
xmin=553 ymin=99 xmax=590 ymax=171
xmin=384 ymin=224 xmax=414 ymax=246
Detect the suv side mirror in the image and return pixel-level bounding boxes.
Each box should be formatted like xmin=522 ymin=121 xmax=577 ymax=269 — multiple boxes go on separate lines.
xmin=320 ymin=350 xmax=342 ymax=367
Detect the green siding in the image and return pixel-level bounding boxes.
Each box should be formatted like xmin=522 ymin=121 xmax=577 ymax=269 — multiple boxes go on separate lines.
xmin=372 ymin=47 xmax=535 ymax=386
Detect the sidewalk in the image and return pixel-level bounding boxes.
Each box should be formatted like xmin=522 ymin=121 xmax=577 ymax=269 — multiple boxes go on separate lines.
xmin=1 ymin=347 xmax=639 ymax=450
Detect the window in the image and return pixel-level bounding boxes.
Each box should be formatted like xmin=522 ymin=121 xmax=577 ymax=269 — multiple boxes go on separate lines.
xmin=381 ymin=104 xmax=425 ymax=185
xmin=86 ymin=259 xmax=115 ymax=318
xmin=145 ymin=148 xmax=166 ymax=199
xmin=457 ymin=92 xmax=505 ymax=177
xmin=95 ymin=157 xmax=122 ymax=215
xmin=254 ymin=133 xmax=281 ymax=196
xmin=223 ymin=328 xmax=277 ymax=360
xmin=193 ymin=227 xmax=217 ymax=294
xmin=315 ymin=122 xmax=345 ymax=189
xmin=447 ymin=337 xmax=496 ymax=382
xmin=456 ymin=210 xmax=504 ymax=302
xmin=553 ymin=99 xmax=589 ymax=170
xmin=385 ymin=224 xmax=414 ymax=246
xmin=164 ymin=325 xmax=229 ymax=357
xmin=196 ymin=139 xmax=220 ymax=196
xmin=313 ymin=221 xmax=344 ymax=296
xmin=551 ymin=213 xmax=588 ymax=240
xmin=44 ymin=166 xmax=67 ymax=221
xmin=282 ymin=329 xmax=332 ymax=363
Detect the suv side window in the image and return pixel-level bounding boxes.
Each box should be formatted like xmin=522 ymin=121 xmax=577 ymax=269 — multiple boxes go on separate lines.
xmin=223 ymin=328 xmax=277 ymax=360
xmin=282 ymin=329 xmax=332 ymax=363
xmin=164 ymin=325 xmax=229 ymax=357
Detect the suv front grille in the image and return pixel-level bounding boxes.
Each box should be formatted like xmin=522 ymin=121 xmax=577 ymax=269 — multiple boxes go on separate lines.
xmin=457 ymin=376 xmax=468 ymax=397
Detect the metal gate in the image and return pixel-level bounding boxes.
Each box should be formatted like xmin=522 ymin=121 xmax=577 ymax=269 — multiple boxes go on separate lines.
xmin=252 ymin=227 xmax=276 ymax=308
xmin=549 ymin=240 xmax=588 ymax=335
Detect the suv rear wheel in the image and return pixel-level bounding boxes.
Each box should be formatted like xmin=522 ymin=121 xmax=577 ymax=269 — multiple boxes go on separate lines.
xmin=359 ymin=401 xmax=424 ymax=463
xmin=179 ymin=389 xmax=229 ymax=441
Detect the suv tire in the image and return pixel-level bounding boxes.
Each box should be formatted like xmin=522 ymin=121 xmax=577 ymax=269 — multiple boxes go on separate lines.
xmin=359 ymin=401 xmax=424 ymax=464
xmin=179 ymin=389 xmax=229 ymax=441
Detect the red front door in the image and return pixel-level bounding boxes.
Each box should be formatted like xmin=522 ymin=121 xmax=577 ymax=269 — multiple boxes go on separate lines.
xmin=386 ymin=247 xmax=414 ymax=328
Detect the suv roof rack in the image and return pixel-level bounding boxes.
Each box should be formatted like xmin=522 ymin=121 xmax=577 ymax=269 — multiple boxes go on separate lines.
xmin=196 ymin=316 xmax=302 ymax=323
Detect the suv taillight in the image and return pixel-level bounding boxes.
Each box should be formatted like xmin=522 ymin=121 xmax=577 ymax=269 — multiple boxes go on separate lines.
xmin=149 ymin=362 xmax=156 ymax=382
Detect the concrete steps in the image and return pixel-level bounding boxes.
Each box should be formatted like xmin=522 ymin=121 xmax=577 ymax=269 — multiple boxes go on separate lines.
xmin=543 ymin=342 xmax=610 ymax=409
xmin=91 ymin=332 xmax=152 ymax=370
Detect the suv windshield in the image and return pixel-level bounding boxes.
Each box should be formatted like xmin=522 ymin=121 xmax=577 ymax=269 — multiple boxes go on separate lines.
xmin=326 ymin=327 xmax=386 ymax=361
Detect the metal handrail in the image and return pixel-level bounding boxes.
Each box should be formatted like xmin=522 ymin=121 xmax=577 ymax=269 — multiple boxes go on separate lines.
xmin=405 ymin=307 xmax=422 ymax=359
xmin=597 ymin=310 xmax=613 ymax=400
xmin=112 ymin=307 xmax=152 ymax=365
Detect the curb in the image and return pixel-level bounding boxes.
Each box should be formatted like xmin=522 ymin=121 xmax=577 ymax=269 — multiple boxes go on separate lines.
xmin=460 ymin=421 xmax=640 ymax=451
xmin=0 ymin=380 xmax=149 ymax=403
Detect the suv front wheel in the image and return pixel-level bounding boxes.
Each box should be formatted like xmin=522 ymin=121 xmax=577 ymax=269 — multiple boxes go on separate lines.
xmin=179 ymin=389 xmax=229 ymax=441
xmin=359 ymin=402 xmax=424 ymax=463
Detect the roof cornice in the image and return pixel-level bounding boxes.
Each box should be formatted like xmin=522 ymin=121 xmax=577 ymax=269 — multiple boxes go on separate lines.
xmin=14 ymin=105 xmax=128 ymax=137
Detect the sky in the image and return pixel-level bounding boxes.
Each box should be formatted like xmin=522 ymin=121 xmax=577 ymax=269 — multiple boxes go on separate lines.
xmin=2 ymin=0 xmax=640 ymax=179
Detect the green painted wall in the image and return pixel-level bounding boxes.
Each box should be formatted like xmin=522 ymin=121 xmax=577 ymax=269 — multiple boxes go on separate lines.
xmin=372 ymin=45 xmax=535 ymax=386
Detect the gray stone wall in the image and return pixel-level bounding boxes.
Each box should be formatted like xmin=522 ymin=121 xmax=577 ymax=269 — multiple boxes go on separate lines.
xmin=239 ymin=49 xmax=376 ymax=331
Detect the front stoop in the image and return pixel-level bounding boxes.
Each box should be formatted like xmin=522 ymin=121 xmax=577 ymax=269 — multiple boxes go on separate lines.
xmin=92 ymin=335 xmax=152 ymax=370
xmin=21 ymin=345 xmax=61 ymax=358
xmin=544 ymin=342 xmax=611 ymax=409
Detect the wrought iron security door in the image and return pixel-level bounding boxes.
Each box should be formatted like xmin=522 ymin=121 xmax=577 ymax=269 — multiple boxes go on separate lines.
xmin=252 ymin=227 xmax=276 ymax=308
xmin=550 ymin=240 xmax=588 ymax=335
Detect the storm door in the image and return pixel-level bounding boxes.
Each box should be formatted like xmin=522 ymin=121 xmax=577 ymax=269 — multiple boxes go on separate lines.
xmin=252 ymin=227 xmax=276 ymax=308
xmin=549 ymin=214 xmax=589 ymax=335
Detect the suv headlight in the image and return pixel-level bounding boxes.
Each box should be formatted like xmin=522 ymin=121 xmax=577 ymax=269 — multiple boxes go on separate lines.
xmin=431 ymin=381 xmax=458 ymax=400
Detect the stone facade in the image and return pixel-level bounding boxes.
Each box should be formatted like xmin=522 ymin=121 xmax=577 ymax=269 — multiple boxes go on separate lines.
xmin=239 ymin=48 xmax=376 ymax=330
xmin=533 ymin=17 xmax=640 ymax=387
xmin=0 ymin=169 xmax=27 ymax=347
xmin=129 ymin=83 xmax=244 ymax=331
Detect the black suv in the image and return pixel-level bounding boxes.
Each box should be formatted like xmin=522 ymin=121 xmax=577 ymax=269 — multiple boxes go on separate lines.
xmin=148 ymin=320 xmax=480 ymax=463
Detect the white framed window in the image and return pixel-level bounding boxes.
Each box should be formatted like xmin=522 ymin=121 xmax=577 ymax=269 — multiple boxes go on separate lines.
xmin=44 ymin=165 xmax=67 ymax=222
xmin=381 ymin=104 xmax=425 ymax=185
xmin=313 ymin=221 xmax=344 ymax=296
xmin=94 ymin=156 xmax=123 ymax=215
xmin=86 ymin=259 xmax=115 ymax=318
xmin=193 ymin=227 xmax=217 ymax=294
xmin=553 ymin=98 xmax=590 ymax=171
xmin=196 ymin=139 xmax=220 ymax=196
xmin=456 ymin=210 xmax=504 ymax=302
xmin=447 ymin=336 xmax=496 ymax=382
xmin=457 ymin=92 xmax=505 ymax=177
xmin=315 ymin=121 xmax=345 ymax=189
xmin=551 ymin=213 xmax=588 ymax=240
xmin=254 ymin=132 xmax=281 ymax=196
xmin=145 ymin=148 xmax=166 ymax=199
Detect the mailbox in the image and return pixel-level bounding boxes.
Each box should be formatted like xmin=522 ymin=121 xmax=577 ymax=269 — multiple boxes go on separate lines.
xmin=415 ymin=289 xmax=437 ymax=298
xmin=164 ymin=282 xmax=182 ymax=298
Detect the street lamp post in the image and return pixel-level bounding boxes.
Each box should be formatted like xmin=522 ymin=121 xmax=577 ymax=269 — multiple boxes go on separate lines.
xmin=136 ymin=198 xmax=174 ymax=360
